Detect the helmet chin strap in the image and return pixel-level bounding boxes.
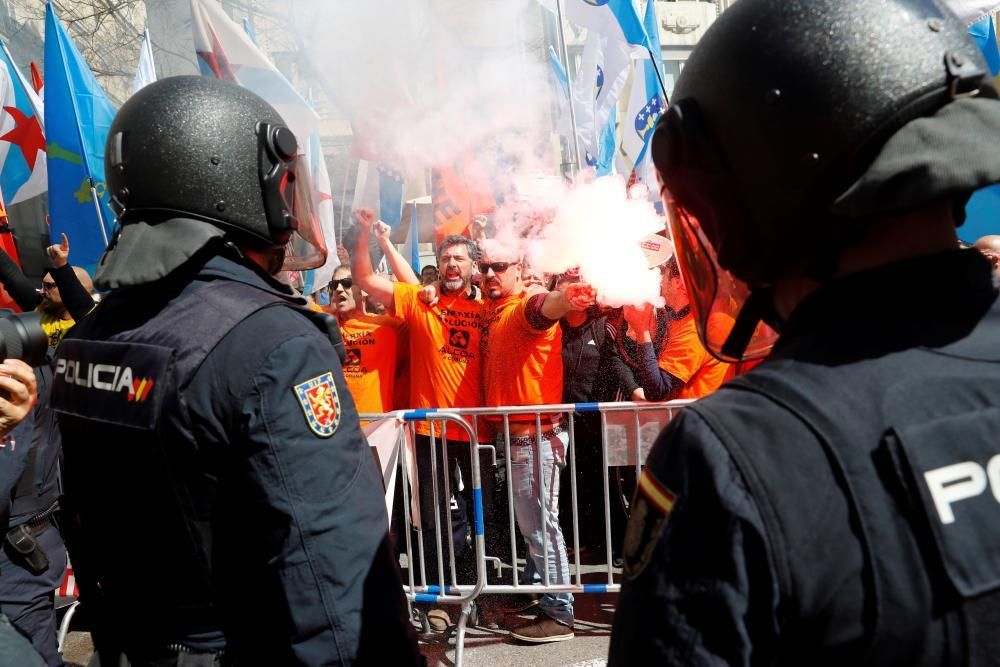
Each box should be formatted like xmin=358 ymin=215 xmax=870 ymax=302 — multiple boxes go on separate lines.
xmin=720 ymin=288 xmax=779 ymax=361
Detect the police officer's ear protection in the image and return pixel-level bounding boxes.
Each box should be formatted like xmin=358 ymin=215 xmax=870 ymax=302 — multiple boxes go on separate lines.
xmin=257 ymin=122 xmax=300 ymax=237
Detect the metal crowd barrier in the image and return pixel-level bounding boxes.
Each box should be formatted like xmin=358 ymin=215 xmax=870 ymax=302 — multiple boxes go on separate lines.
xmin=362 ymin=400 xmax=691 ymax=665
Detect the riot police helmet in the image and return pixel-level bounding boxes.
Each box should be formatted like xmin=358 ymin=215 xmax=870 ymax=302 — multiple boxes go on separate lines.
xmin=651 ymin=0 xmax=1000 ymax=361
xmin=95 ymin=75 xmax=326 ymax=290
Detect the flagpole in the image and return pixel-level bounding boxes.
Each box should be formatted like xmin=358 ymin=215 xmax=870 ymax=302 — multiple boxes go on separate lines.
xmin=645 ymin=46 xmax=668 ymax=98
xmin=339 ymin=161 xmax=350 ymax=247
xmin=555 ymin=0 xmax=584 ymax=174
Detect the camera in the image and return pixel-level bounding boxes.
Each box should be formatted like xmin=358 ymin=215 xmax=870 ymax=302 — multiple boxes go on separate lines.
xmin=0 ymin=311 xmax=50 ymax=367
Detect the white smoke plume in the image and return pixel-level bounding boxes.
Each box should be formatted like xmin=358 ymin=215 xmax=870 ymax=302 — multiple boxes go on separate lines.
xmin=288 ymin=0 xmax=667 ymax=307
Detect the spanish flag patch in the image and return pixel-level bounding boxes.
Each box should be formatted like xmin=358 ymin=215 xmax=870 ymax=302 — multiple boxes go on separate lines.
xmin=638 ymin=469 xmax=677 ymax=515
xmin=623 ymin=469 xmax=678 ymax=580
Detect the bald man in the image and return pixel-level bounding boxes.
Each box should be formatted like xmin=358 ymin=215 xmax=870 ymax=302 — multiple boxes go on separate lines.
xmin=974 ymin=235 xmax=1000 ymax=278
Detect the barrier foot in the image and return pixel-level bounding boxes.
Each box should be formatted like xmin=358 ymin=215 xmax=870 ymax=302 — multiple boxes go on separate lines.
xmin=454 ymin=601 xmax=473 ymax=667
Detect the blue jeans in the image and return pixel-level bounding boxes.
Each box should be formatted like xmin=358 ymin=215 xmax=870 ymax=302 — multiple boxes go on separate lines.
xmin=510 ymin=429 xmax=574 ymax=626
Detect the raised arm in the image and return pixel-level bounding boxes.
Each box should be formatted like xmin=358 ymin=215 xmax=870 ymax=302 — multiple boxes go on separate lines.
xmin=0 ymin=245 xmax=41 ymax=312
xmin=373 ymin=221 xmax=419 ymax=285
xmin=623 ymin=304 xmax=684 ymax=401
xmin=48 ymin=235 xmax=95 ymax=322
xmin=349 ymin=209 xmax=397 ymax=314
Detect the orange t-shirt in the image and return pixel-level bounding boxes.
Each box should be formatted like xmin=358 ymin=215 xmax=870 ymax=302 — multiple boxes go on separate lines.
xmin=658 ymin=311 xmax=733 ymax=400
xmin=483 ymin=293 xmax=562 ymax=420
xmin=393 ymin=283 xmax=485 ymax=440
xmin=340 ymin=314 xmax=404 ymax=414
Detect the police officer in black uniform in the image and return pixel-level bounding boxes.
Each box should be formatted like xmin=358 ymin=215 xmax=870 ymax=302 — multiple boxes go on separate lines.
xmin=50 ymin=76 xmax=422 ymax=666
xmin=609 ymin=1 xmax=1000 ymax=665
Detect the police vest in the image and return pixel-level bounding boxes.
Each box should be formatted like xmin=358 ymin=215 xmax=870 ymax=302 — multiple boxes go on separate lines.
xmin=51 ymin=279 xmax=342 ymax=643
xmin=704 ymin=299 xmax=1000 ymax=666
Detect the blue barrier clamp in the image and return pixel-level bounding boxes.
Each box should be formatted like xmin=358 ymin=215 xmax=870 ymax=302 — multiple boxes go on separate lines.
xmin=414 ymin=593 xmax=439 ymax=604
xmin=583 ymin=584 xmax=608 ymax=593
xmin=574 ymin=402 xmax=601 ymax=413
xmin=473 ymin=488 xmax=484 ymax=536
xmin=402 ymin=409 xmax=437 ymax=421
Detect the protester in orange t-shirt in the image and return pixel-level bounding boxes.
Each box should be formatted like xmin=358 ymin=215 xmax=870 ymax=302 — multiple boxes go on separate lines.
xmin=329 ymin=265 xmax=404 ymax=414
xmin=351 ymin=209 xmax=487 ymax=631
xmin=477 ymin=245 xmax=594 ymax=643
xmin=623 ymin=255 xmax=732 ymax=401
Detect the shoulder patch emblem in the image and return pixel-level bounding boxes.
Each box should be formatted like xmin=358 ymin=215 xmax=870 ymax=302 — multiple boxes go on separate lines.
xmin=294 ymin=372 xmax=341 ymax=438
xmin=623 ymin=469 xmax=677 ymax=580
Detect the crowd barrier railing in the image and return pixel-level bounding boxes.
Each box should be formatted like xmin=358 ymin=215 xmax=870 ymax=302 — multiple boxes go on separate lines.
xmin=361 ymin=399 xmax=692 ymax=665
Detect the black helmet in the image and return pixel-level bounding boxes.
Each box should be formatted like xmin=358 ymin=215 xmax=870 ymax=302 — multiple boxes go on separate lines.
xmin=651 ymin=0 xmax=1000 ymax=361
xmin=95 ymin=75 xmax=326 ymax=290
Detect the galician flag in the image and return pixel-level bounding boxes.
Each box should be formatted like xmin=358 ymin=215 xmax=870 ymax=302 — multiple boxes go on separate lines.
xmin=191 ymin=0 xmax=337 ymax=295
xmin=44 ymin=2 xmax=118 ymax=272
xmin=0 ymin=42 xmax=47 ymax=204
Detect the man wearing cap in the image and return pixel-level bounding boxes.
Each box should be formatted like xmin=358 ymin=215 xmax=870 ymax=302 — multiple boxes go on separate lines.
xmin=49 ymin=76 xmax=420 ymax=666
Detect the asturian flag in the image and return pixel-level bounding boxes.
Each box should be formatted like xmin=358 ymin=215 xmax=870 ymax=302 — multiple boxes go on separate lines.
xmin=537 ymin=0 xmax=651 ymax=48
xmin=45 ymin=2 xmax=118 ymax=271
xmin=0 ymin=42 xmax=46 ymax=205
xmin=621 ymin=0 xmax=666 ymax=188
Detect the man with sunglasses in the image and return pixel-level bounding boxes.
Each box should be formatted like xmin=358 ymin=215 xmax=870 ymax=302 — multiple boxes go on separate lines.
xmin=610 ymin=1 xmax=1000 ymax=665
xmin=0 ymin=233 xmax=94 ymax=350
xmin=329 ymin=265 xmax=405 ymax=414
xmin=475 ymin=245 xmax=595 ymax=643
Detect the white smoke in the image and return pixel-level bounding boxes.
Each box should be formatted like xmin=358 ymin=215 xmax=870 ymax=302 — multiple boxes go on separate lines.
xmin=287 ymin=0 xmax=666 ymax=307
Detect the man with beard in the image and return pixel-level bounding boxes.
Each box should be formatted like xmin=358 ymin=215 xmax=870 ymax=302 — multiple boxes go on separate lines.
xmin=329 ymin=265 xmax=405 ymax=414
xmin=352 ymin=209 xmax=486 ymax=631
xmin=0 ymin=233 xmax=94 ymax=349
xmin=476 ymin=247 xmax=594 ymax=643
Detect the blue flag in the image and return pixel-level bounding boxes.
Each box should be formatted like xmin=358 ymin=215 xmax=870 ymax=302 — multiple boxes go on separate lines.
xmin=45 ymin=2 xmax=117 ymax=272
xmin=540 ymin=0 xmax=651 ymax=49
xmin=623 ymin=0 xmax=666 ymax=182
xmin=377 ymin=165 xmax=404 ymax=230
xmin=963 ymin=16 xmax=1000 ymax=242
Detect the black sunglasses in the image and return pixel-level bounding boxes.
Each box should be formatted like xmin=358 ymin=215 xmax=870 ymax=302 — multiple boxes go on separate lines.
xmin=478 ymin=262 xmax=512 ymax=274
xmin=329 ymin=278 xmax=353 ymax=290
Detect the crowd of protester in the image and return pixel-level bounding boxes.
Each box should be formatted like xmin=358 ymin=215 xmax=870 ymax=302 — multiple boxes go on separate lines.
xmin=0 ymin=216 xmax=995 ymax=660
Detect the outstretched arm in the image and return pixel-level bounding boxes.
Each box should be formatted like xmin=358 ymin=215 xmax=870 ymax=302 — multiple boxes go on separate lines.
xmin=539 ymin=282 xmax=596 ymax=322
xmin=373 ymin=221 xmax=419 ymax=285
xmin=350 ymin=210 xmax=397 ymax=315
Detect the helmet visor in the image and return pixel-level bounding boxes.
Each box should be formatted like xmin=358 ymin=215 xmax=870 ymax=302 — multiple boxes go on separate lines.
xmin=279 ymin=153 xmax=327 ymax=271
xmin=665 ymin=196 xmax=778 ymax=362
